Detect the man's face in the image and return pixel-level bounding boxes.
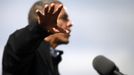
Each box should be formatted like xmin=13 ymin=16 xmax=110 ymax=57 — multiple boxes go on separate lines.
xmin=44 ymin=3 xmax=72 ymax=45
xmin=56 ymin=6 xmax=72 ymax=44
xmin=57 ymin=7 xmax=72 ymax=34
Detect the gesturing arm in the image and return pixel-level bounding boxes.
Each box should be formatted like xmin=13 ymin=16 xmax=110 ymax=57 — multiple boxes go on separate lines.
xmin=2 ymin=24 xmax=47 ymax=75
xmin=2 ymin=2 xmax=63 ymax=75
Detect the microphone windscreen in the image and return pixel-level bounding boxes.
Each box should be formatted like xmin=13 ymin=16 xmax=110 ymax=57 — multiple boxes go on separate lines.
xmin=93 ymin=55 xmax=117 ymax=75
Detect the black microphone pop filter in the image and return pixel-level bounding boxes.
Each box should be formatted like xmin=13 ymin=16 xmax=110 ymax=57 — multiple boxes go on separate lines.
xmin=93 ymin=55 xmax=119 ymax=75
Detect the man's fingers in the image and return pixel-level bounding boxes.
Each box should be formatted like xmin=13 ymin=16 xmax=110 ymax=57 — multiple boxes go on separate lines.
xmin=36 ymin=10 xmax=44 ymax=24
xmin=48 ymin=3 xmax=55 ymax=14
xmin=36 ymin=10 xmax=43 ymax=17
xmin=54 ymin=4 xmax=63 ymax=17
xmin=44 ymin=4 xmax=49 ymax=15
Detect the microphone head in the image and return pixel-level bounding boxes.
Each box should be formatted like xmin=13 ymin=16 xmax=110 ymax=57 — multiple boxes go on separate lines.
xmin=93 ymin=55 xmax=118 ymax=75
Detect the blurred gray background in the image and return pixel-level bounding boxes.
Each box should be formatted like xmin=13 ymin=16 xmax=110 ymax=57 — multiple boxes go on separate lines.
xmin=0 ymin=0 xmax=134 ymax=75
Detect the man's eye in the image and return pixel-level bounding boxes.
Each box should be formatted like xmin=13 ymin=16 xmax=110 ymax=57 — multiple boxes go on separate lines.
xmin=61 ymin=15 xmax=68 ymax=21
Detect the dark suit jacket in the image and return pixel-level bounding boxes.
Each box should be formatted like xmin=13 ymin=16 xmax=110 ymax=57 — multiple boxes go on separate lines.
xmin=2 ymin=24 xmax=60 ymax=75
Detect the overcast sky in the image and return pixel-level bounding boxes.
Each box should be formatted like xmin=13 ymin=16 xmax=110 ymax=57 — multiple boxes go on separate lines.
xmin=0 ymin=0 xmax=134 ymax=75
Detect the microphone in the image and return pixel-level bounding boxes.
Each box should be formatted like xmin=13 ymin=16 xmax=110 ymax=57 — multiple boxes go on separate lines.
xmin=93 ymin=55 xmax=124 ymax=75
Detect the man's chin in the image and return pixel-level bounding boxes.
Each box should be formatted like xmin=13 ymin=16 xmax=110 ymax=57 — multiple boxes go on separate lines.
xmin=57 ymin=40 xmax=69 ymax=45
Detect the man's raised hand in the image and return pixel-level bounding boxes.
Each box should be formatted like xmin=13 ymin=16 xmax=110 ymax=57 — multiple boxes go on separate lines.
xmin=36 ymin=3 xmax=63 ymax=32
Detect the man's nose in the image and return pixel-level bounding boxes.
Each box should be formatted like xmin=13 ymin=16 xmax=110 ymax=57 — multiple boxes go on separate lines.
xmin=67 ymin=20 xmax=72 ymax=27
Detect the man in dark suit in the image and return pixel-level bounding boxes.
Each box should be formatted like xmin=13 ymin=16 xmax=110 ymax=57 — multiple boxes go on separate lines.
xmin=2 ymin=0 xmax=72 ymax=75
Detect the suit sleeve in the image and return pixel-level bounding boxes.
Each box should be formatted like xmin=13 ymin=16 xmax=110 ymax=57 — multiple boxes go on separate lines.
xmin=2 ymin=24 xmax=48 ymax=75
